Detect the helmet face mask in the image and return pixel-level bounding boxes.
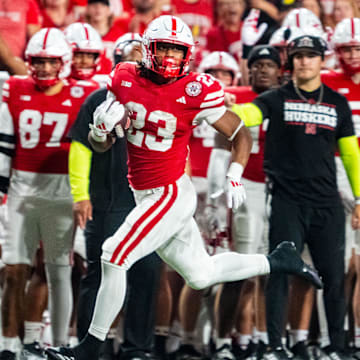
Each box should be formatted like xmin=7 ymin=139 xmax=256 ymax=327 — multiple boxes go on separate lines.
xmin=151 ymin=41 xmax=188 ymax=78
xmin=64 ymin=22 xmax=103 ymax=80
xmin=142 ymin=15 xmax=194 ymax=79
xmin=25 ymin=28 xmax=72 ymax=90
xmin=29 ymin=56 xmax=63 ymax=90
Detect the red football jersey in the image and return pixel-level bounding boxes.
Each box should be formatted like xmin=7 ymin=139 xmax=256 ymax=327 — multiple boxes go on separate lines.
xmin=3 ymin=76 xmax=98 ymax=174
xmin=226 ymin=86 xmax=265 ymax=183
xmin=109 ymin=63 xmax=226 ymax=190
xmin=322 ymin=70 xmax=360 ymax=143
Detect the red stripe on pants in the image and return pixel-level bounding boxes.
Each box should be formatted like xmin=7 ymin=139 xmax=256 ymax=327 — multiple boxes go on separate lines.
xmin=110 ymin=184 xmax=173 ymax=264
xmin=117 ymin=182 xmax=178 ymax=265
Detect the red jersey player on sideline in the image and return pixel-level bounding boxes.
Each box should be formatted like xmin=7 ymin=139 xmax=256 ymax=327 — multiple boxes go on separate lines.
xmin=45 ymin=15 xmax=322 ymax=360
xmin=0 ymin=28 xmax=98 ymax=359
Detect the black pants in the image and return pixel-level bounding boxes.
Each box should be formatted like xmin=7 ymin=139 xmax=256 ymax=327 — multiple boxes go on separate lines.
xmin=266 ymin=195 xmax=346 ymax=350
xmin=77 ymin=209 xmax=162 ymax=353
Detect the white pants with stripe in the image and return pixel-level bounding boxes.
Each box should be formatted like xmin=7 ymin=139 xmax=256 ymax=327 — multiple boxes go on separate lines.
xmin=90 ymin=174 xmax=270 ymax=340
xmin=101 ymin=174 xmax=270 ymax=290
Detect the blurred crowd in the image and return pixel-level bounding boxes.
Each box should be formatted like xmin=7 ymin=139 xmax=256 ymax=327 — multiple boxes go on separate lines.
xmin=1 ymin=1 xmax=360 ymax=360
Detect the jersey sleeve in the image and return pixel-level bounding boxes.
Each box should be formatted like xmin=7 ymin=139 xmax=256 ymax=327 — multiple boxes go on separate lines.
xmin=0 ymin=79 xmax=15 ymax=194
xmin=192 ymin=74 xmax=227 ymax=125
xmin=336 ymin=95 xmax=355 ymax=140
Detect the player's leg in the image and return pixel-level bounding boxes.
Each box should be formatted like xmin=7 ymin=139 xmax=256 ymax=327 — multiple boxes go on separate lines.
xmin=307 ymin=205 xmax=346 ymax=356
xmin=176 ymin=285 xmax=205 ymax=360
xmin=233 ymin=279 xmax=257 ymax=358
xmin=22 ymin=247 xmax=49 ymax=358
xmin=288 ymin=275 xmax=314 ymax=360
xmin=1 ymin=195 xmax=39 ymax=359
xmin=265 ymin=195 xmax=307 ymax=360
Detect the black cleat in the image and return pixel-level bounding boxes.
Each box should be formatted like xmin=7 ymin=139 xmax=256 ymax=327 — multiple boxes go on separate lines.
xmin=267 ymin=242 xmax=323 ymax=289
xmin=45 ymin=347 xmax=76 ymax=360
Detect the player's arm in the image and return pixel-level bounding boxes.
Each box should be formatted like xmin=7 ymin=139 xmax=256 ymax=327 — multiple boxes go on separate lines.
xmin=212 ymin=109 xmax=252 ymax=169
xmin=338 ymin=135 xmax=360 ymax=229
xmin=0 ymin=102 xmax=15 ymax=202
xmin=69 ymin=141 xmax=93 ymax=229
xmin=208 ymin=110 xmax=252 ymax=208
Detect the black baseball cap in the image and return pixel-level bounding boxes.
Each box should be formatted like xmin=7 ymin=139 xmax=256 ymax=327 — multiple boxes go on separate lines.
xmin=247 ymin=45 xmax=281 ymax=69
xmin=287 ymin=35 xmax=327 ymax=57
xmin=88 ymin=0 xmax=110 ymax=5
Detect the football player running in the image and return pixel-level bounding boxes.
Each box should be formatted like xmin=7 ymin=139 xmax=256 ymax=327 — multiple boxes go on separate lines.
xmin=0 ymin=28 xmax=98 ymax=360
xmin=45 ymin=16 xmax=322 ymax=360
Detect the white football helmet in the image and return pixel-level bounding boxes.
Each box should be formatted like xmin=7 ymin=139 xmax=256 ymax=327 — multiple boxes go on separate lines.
xmin=113 ymin=33 xmax=142 ymax=64
xmin=333 ymin=17 xmax=360 ymax=47
xmin=332 ymin=18 xmax=360 ymax=74
xmin=142 ymin=15 xmax=195 ymax=78
xmin=64 ymin=22 xmax=103 ymax=80
xmin=282 ymin=8 xmax=324 ymax=34
xmin=25 ymin=28 xmax=72 ymax=89
xmin=197 ymin=51 xmax=240 ymax=85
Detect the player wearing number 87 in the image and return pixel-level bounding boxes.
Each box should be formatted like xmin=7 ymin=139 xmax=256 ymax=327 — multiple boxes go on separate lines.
xmin=0 ymin=28 xmax=98 ymax=359
xmin=45 ymin=16 xmax=322 ymax=360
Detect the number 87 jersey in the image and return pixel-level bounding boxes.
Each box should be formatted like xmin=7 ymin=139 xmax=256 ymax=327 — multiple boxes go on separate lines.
xmin=109 ymin=63 xmax=226 ymax=190
xmin=0 ymin=76 xmax=98 ymax=194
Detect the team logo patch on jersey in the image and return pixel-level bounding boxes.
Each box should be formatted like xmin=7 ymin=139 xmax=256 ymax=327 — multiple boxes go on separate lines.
xmin=185 ymin=81 xmax=202 ymax=97
xmin=70 ymin=86 xmax=84 ymax=98
xmin=121 ymin=80 xmax=132 ymax=88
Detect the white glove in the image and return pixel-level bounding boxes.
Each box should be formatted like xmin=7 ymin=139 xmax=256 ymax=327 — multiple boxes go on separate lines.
xmin=90 ymin=96 xmax=126 ymax=142
xmin=241 ymin=9 xmax=268 ymax=46
xmin=226 ymin=162 xmax=246 ymax=209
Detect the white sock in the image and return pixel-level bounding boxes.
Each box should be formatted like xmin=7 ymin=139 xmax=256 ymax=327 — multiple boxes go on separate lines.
xmin=216 ymin=337 xmax=232 ymax=349
xmin=236 ymin=334 xmax=252 ymax=349
xmin=355 ymin=327 xmax=360 ymax=348
xmin=89 ymin=260 xmax=127 ymax=341
xmin=257 ymin=331 xmax=268 ymax=345
xmin=210 ymin=254 xmax=270 ymax=285
xmin=45 ymin=263 xmax=73 ymax=346
xmin=24 ymin=321 xmax=43 ymax=344
xmin=3 ymin=336 xmax=20 ymax=353
xmin=289 ymin=329 xmax=308 ymax=347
